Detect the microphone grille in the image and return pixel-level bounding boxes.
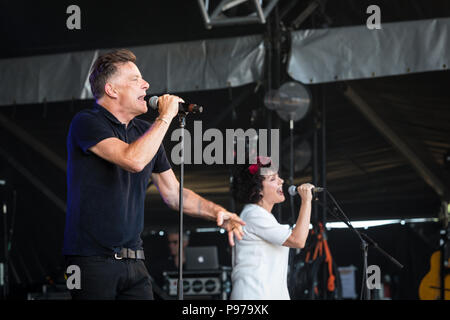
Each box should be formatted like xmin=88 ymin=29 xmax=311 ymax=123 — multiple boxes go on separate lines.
xmin=288 ymin=185 xmax=297 ymax=196
xmin=148 ymin=96 xmax=159 ymax=109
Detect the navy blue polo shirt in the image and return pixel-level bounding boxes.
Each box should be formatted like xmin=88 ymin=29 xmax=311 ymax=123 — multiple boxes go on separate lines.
xmin=63 ymin=103 xmax=171 ymax=256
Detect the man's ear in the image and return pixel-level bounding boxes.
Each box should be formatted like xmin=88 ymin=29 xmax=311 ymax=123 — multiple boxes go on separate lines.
xmin=104 ymin=82 xmax=118 ymax=99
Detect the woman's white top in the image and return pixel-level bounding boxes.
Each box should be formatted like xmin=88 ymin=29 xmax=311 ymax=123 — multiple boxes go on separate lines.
xmin=230 ymin=203 xmax=292 ymax=300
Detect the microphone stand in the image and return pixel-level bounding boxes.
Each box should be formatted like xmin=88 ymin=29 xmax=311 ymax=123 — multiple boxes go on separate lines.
xmin=2 ymin=199 xmax=8 ymax=299
xmin=289 ymin=119 xmax=296 ymax=225
xmin=177 ymin=112 xmax=187 ymax=300
xmin=323 ymin=190 xmax=404 ymax=300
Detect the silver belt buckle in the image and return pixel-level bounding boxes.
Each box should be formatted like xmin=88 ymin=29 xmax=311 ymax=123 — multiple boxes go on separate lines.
xmin=114 ymin=253 xmax=123 ymax=260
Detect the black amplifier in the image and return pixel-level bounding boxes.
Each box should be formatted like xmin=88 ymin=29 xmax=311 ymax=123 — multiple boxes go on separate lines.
xmin=162 ymin=267 xmax=231 ymax=300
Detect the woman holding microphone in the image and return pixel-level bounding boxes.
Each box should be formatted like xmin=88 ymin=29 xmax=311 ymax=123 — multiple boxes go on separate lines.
xmin=230 ymin=156 xmax=314 ymax=300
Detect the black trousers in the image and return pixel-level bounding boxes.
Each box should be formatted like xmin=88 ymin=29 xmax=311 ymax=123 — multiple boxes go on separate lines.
xmin=65 ymin=255 xmax=154 ymax=300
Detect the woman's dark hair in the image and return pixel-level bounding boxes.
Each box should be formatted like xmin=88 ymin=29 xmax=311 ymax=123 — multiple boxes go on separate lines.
xmin=231 ymin=159 xmax=272 ymax=204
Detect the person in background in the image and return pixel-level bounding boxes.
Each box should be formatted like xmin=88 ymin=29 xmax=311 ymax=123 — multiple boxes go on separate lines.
xmin=150 ymin=229 xmax=190 ymax=289
xmin=166 ymin=229 xmax=190 ymax=271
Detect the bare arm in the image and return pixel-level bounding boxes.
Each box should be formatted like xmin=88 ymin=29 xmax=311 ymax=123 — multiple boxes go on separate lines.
xmin=151 ymin=170 xmax=220 ymax=220
xmin=89 ymin=95 xmax=182 ymax=172
xmin=283 ymin=183 xmax=314 ymax=248
xmin=152 ymin=170 xmax=245 ymax=245
xmin=90 ymin=119 xmax=170 ymax=172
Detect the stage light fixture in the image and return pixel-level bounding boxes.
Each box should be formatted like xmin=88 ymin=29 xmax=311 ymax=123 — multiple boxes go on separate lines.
xmin=275 ymin=81 xmax=311 ymax=122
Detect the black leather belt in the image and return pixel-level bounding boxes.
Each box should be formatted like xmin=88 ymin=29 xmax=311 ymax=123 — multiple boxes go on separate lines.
xmin=114 ymin=248 xmax=145 ymax=260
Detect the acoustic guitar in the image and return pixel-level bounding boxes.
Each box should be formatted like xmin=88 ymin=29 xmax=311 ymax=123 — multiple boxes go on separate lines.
xmin=419 ymin=216 xmax=449 ymax=300
xmin=419 ymin=250 xmax=449 ymax=300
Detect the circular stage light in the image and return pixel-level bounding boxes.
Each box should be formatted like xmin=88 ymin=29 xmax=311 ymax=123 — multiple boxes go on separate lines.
xmin=263 ymin=89 xmax=281 ymax=110
xmin=275 ymin=81 xmax=311 ymax=122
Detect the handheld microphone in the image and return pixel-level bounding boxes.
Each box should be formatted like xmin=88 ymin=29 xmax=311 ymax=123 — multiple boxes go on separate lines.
xmin=147 ymin=95 xmax=203 ymax=114
xmin=288 ymin=185 xmax=324 ymax=196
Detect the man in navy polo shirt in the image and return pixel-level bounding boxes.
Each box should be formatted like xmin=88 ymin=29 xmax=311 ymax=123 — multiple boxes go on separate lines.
xmin=63 ymin=49 xmax=245 ymax=300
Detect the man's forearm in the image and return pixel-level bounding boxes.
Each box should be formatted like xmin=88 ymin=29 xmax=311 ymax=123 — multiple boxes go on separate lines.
xmin=125 ymin=118 xmax=170 ymax=171
xmin=168 ymin=188 xmax=223 ymax=221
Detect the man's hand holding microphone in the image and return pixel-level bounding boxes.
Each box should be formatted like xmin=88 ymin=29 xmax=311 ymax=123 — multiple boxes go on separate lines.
xmin=154 ymin=94 xmax=184 ymax=125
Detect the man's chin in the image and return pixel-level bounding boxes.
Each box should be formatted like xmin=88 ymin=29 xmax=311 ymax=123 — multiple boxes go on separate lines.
xmin=135 ymin=102 xmax=148 ymax=115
